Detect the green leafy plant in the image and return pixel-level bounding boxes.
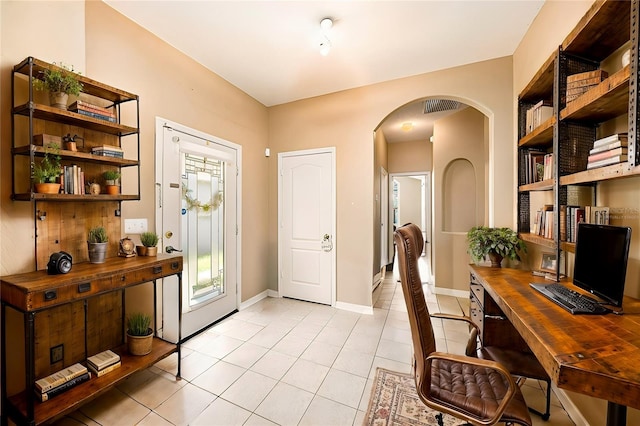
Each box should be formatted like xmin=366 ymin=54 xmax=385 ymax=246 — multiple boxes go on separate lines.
xmin=140 ymin=232 xmax=159 ymax=247
xmin=126 ymin=312 xmax=152 ymax=336
xmin=87 ymin=226 xmax=108 ymax=243
xmin=103 ymin=170 xmax=121 ymax=182
xmin=467 ymin=226 xmax=526 ymax=263
xmin=32 ymin=62 xmax=83 ymax=96
xmin=33 ymin=143 xmax=62 ymax=183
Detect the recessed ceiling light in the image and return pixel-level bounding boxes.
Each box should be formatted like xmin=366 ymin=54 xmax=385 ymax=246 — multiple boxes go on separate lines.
xmin=401 ymin=122 xmax=413 ymax=132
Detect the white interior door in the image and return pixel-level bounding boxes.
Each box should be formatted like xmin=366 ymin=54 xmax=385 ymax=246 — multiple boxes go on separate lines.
xmin=156 ymin=118 xmax=240 ymax=342
xmin=279 ymin=149 xmax=335 ymax=305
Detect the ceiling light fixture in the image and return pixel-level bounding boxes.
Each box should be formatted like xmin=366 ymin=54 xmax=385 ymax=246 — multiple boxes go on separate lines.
xmin=401 ymin=122 xmax=413 ymax=132
xmin=319 ymin=17 xmax=333 ymax=56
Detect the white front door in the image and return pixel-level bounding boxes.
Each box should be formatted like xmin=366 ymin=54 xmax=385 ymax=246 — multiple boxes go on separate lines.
xmin=278 ymin=149 xmax=335 ymax=305
xmin=156 ymin=118 xmax=240 ymax=342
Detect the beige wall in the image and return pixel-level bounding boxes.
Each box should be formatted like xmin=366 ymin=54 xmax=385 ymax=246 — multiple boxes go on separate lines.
xmin=387 ymin=138 xmax=432 ymax=174
xmin=433 ymin=107 xmax=487 ymax=291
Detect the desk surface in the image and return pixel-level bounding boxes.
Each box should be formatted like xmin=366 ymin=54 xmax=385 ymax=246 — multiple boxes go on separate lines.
xmin=470 ymin=265 xmax=640 ymax=410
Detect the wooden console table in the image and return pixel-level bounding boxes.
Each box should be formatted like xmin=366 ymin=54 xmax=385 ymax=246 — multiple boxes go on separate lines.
xmin=1 ymin=254 xmax=183 ymax=426
xmin=470 ymin=265 xmax=640 ymax=426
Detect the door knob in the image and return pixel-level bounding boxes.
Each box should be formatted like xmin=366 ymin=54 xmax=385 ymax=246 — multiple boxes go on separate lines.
xmin=165 ymin=245 xmax=183 ymax=253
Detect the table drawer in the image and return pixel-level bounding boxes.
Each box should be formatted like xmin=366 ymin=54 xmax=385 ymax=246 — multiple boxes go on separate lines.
xmin=115 ymin=259 xmax=183 ymax=286
xmin=28 ymin=277 xmax=115 ymax=310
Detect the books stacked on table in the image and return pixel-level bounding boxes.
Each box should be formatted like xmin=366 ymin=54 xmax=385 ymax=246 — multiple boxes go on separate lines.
xmin=586 ymin=133 xmax=628 ymax=170
xmin=91 ymin=144 xmax=124 ymax=158
xmin=34 ymin=363 xmax=90 ymax=402
xmin=566 ymin=70 xmax=608 ymax=103
xmin=87 ymin=350 xmax=121 ymax=377
xmin=70 ymin=100 xmax=117 ymax=123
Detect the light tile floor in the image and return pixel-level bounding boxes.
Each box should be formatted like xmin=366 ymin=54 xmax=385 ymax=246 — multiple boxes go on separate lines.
xmin=53 ymin=269 xmax=576 ymax=426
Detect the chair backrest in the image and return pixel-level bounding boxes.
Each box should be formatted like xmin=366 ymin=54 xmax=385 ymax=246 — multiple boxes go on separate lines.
xmin=394 ymin=223 xmax=435 ymax=390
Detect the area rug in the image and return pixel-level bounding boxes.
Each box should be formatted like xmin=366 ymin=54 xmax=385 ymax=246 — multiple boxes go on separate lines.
xmin=363 ymin=367 xmax=467 ymax=426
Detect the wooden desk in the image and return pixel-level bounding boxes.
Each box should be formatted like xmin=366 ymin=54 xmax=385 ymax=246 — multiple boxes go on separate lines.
xmin=470 ymin=265 xmax=640 ymax=426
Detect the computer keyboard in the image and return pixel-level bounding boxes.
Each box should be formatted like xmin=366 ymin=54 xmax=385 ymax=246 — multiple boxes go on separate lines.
xmin=530 ymin=282 xmax=610 ymax=315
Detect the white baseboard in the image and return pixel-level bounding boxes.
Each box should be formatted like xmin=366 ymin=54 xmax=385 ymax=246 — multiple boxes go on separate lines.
xmin=334 ymin=300 xmax=374 ymax=315
xmin=432 ymin=286 xmax=468 ymax=299
xmin=552 ymin=385 xmax=590 ymax=426
xmin=239 ymin=290 xmax=273 ymax=310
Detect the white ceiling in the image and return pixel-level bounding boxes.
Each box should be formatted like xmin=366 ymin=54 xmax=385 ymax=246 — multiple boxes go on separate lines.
xmin=103 ymin=0 xmax=544 ymax=141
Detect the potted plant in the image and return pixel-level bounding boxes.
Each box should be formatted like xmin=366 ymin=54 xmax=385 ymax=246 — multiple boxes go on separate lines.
xmin=137 ymin=231 xmax=159 ymax=256
xmin=87 ymin=226 xmax=109 ymax=264
xmin=467 ymin=226 xmax=526 ymax=268
xmin=126 ymin=312 xmax=153 ymax=355
xmin=33 ymin=143 xmax=62 ymax=194
xmin=32 ymin=62 xmax=83 ymax=110
xmin=103 ymin=170 xmax=121 ymax=195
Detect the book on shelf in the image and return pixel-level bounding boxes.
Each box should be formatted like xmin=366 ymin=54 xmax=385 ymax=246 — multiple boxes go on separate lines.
xmin=587 ymin=147 xmax=628 ymax=162
xmin=586 ymin=155 xmax=628 ymax=170
xmin=584 ymin=206 xmax=610 ymax=225
xmin=543 ymin=153 xmax=554 ymax=180
xmin=525 ymin=100 xmax=553 ymax=134
xmin=565 ymin=70 xmax=608 ymax=103
xmin=69 ymin=100 xmax=116 ymax=117
xmin=91 ymin=144 xmax=124 ymax=158
xmin=87 ymin=360 xmax=121 ymax=377
xmin=87 ymin=349 xmax=120 ymax=371
xmin=36 ymin=372 xmax=91 ymax=402
xmin=521 ymin=148 xmax=546 ymax=184
xmin=62 ymin=165 xmax=85 ymax=195
xmin=564 ymin=205 xmax=585 ymax=243
xmin=592 ymin=133 xmax=628 ymax=148
xmin=73 ymin=109 xmax=117 ymax=123
xmin=589 ymin=140 xmax=628 ymax=155
xmin=35 ymin=363 xmax=87 ymax=393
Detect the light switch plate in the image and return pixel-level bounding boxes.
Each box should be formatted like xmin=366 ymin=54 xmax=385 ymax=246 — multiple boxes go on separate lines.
xmin=124 ymin=218 xmax=148 ymax=234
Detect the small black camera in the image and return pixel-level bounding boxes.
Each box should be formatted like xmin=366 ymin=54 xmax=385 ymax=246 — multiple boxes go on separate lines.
xmin=47 ymin=251 xmax=73 ymax=275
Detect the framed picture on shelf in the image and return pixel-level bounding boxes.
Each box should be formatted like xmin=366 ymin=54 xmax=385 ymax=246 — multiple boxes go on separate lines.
xmin=539 ymin=253 xmax=557 ymax=273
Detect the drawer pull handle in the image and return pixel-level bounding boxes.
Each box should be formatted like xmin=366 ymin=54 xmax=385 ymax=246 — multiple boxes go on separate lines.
xmin=485 ymin=315 xmax=506 ymax=320
xmin=44 ymin=290 xmax=57 ymax=301
xmin=153 ymin=266 xmax=163 ymax=274
xmin=78 ymin=282 xmax=91 ymax=293
xmin=171 ymin=262 xmax=179 ymax=270
xmin=121 ymin=276 xmax=126 ymax=281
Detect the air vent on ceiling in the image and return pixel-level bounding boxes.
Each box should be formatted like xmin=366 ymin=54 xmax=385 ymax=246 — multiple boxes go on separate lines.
xmin=423 ymin=99 xmax=461 ymax=114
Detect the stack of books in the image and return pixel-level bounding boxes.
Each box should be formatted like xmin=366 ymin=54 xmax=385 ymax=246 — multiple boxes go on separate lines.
xmin=525 ymin=100 xmax=553 ymax=134
xmin=586 ymin=133 xmax=628 ymax=170
xmin=87 ymin=350 xmax=121 ymax=377
xmin=91 ymin=144 xmax=124 ymax=158
xmin=70 ymin=100 xmax=117 ymax=123
xmin=532 ymin=204 xmax=554 ymax=238
xmin=35 ymin=363 xmax=90 ymax=402
xmin=566 ymin=70 xmax=608 ymax=103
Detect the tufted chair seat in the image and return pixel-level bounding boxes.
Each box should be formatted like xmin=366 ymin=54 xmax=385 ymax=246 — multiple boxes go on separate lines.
xmin=394 ymin=223 xmax=532 ymax=426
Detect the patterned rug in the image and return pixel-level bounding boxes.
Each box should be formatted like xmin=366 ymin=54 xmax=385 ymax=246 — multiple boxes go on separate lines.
xmin=363 ymin=368 xmax=468 ymax=426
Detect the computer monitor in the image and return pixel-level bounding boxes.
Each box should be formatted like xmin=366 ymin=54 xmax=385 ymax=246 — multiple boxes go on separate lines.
xmin=573 ymin=223 xmax=632 ymax=307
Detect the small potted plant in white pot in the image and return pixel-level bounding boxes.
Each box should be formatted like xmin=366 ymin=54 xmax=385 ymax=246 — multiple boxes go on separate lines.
xmin=103 ymin=170 xmax=121 ymax=195
xmin=32 ymin=62 xmax=83 ymax=110
xmin=87 ymin=226 xmax=109 ymax=264
xmin=33 ymin=143 xmax=62 ymax=194
xmin=126 ymin=312 xmax=153 ymax=356
xmin=137 ymin=231 xmax=159 ymax=256
xmin=467 ymin=226 xmax=526 ymax=268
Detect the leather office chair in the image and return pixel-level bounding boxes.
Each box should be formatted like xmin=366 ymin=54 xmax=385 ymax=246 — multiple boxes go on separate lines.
xmin=394 ymin=223 xmax=532 ymax=426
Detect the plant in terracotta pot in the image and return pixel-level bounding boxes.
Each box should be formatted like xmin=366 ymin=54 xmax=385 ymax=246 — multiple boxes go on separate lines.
xmin=33 ymin=143 xmax=62 ymax=194
xmin=467 ymin=226 xmax=526 ymax=268
xmin=87 ymin=226 xmax=109 ymax=264
xmin=103 ymin=170 xmax=121 ymax=195
xmin=126 ymin=312 xmax=153 ymax=356
xmin=32 ymin=62 xmax=83 ymax=110
xmin=137 ymin=231 xmax=159 ymax=256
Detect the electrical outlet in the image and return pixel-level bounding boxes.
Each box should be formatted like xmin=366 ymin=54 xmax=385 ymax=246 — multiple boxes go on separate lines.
xmin=50 ymin=344 xmax=63 ymax=364
xmin=124 ymin=218 xmax=148 ymax=234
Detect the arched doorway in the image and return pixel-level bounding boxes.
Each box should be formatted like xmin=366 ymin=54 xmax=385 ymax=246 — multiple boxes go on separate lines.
xmin=373 ymin=97 xmax=489 ymax=294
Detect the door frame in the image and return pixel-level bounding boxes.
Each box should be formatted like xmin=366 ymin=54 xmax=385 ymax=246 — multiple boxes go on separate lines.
xmin=154 ymin=116 xmax=242 ymax=340
xmin=277 ymin=147 xmax=337 ymax=306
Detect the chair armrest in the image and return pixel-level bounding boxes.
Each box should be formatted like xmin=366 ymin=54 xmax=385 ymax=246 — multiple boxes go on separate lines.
xmin=424 ymin=352 xmax=518 ymax=425
xmin=430 ymin=313 xmax=479 ymax=333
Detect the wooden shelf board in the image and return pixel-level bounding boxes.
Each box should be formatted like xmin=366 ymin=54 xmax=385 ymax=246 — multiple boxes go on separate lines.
xmin=13 ymin=57 xmax=138 ymax=103
xmin=7 ymin=339 xmax=177 ymax=425
xmin=520 ymin=233 xmax=557 ymax=250
xmin=13 ymin=103 xmax=138 ymax=136
xmin=560 ymin=241 xmax=576 ymax=254
xmin=13 ymin=145 xmax=138 ymax=167
xmin=519 ymin=53 xmax=555 ymax=102
xmin=562 ymin=1 xmax=630 ymax=61
xmin=518 ymin=116 xmax=555 ymax=148
xmin=560 ymin=65 xmax=630 ymax=122
xmin=519 ymin=179 xmax=555 ymax=192
xmin=12 ymin=193 xmax=140 ymax=202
